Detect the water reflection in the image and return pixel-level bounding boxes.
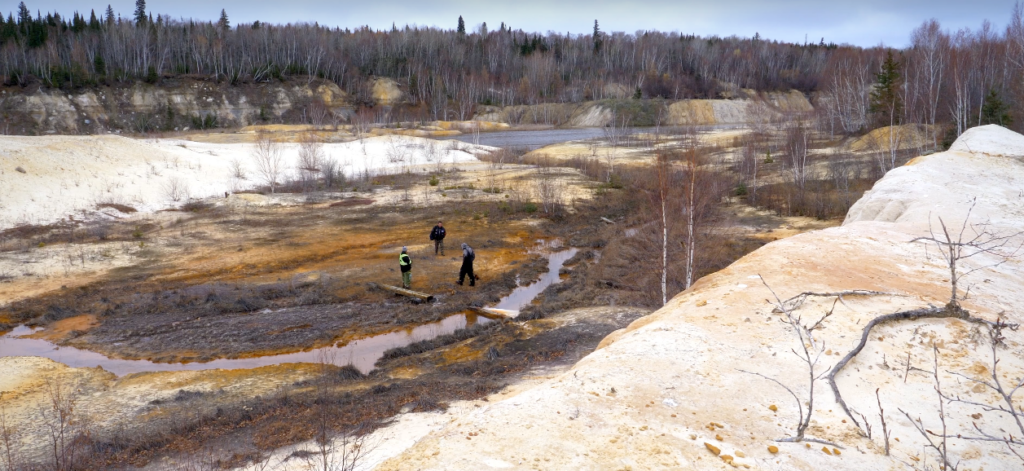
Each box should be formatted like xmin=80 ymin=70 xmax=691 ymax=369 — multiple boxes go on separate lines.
xmin=0 ymin=245 xmax=578 ymax=376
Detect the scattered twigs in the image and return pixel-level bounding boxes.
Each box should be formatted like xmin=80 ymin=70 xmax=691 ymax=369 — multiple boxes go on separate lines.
xmin=904 ymin=351 xmax=912 ymax=383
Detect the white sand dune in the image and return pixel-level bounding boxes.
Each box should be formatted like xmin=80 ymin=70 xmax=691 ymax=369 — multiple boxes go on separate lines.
xmin=0 ymin=134 xmax=493 ymax=230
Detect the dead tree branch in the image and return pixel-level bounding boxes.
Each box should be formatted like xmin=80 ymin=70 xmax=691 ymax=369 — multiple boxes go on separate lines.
xmin=828 ymin=303 xmax=1005 ymax=428
xmin=773 ymin=290 xmax=902 ymax=314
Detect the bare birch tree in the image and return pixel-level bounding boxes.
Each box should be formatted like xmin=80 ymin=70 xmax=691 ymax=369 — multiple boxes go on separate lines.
xmin=252 ymin=130 xmax=284 ymax=193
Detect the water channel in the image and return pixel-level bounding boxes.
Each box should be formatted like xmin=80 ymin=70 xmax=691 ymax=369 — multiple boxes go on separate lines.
xmin=0 ymin=247 xmax=577 ymax=376
xmin=450 ymin=125 xmax=743 ymax=150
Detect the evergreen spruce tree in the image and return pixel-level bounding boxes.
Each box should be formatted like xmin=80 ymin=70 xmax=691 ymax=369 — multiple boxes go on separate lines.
xmin=17 ymin=2 xmax=30 ymax=25
xmin=88 ymin=9 xmax=100 ymax=31
xmin=93 ymin=53 xmax=106 ymax=76
xmin=981 ymin=88 xmax=1013 ymax=127
xmin=2 ymin=14 xmax=16 ymax=45
xmin=105 ymin=5 xmax=115 ymax=26
xmin=218 ymin=9 xmax=229 ymax=30
xmin=457 ymin=15 xmax=465 ymax=36
xmin=133 ymin=0 xmax=146 ymax=26
xmin=593 ymin=20 xmax=603 ymax=53
xmin=869 ymin=50 xmax=903 ymax=126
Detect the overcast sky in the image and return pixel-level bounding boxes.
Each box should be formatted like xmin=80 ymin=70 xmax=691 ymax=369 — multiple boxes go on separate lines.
xmin=8 ymin=0 xmax=1019 ymax=47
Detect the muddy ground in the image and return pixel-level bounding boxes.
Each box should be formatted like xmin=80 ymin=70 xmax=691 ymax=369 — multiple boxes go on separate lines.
xmin=0 ymin=135 xmax=840 ymax=468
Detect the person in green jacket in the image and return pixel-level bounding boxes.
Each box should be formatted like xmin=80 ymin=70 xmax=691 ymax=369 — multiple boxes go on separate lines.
xmin=399 ymin=246 xmax=412 ymax=288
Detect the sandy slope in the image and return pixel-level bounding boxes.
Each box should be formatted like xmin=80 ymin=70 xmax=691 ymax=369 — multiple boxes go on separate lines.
xmin=0 ymin=134 xmax=493 ymax=230
xmin=377 ymin=125 xmax=1024 ymax=470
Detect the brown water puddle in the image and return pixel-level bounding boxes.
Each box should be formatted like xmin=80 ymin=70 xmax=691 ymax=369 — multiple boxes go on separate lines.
xmin=0 ymin=313 xmax=492 ymax=376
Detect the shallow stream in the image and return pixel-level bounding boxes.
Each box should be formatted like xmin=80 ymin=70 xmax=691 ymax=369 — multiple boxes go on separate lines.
xmin=0 ymin=246 xmax=577 ymax=376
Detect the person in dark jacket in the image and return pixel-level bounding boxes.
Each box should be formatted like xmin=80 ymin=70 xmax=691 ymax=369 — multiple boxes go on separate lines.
xmin=457 ymin=243 xmax=475 ymax=286
xmin=399 ymin=246 xmax=412 ymax=288
xmin=429 ymin=221 xmax=446 ymax=256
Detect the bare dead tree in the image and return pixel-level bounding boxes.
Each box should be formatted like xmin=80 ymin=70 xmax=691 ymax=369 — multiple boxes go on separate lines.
xmin=39 ymin=375 xmax=86 ymax=471
xmin=601 ymin=112 xmax=630 ymax=183
xmin=251 ymin=130 xmax=284 ymax=193
xmin=740 ymin=275 xmax=841 ymax=447
xmin=321 ymin=157 xmax=342 ymax=190
xmin=784 ymin=121 xmax=810 ymax=193
xmin=535 ymin=170 xmax=565 ymax=215
xmin=298 ymin=131 xmax=326 ymax=192
xmin=911 ymin=200 xmax=1024 ymax=306
xmin=828 ymin=201 xmax=1023 ymax=428
xmin=385 ymin=136 xmax=408 ymax=175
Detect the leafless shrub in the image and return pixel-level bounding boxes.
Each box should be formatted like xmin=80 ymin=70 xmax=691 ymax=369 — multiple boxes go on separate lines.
xmin=252 ymin=130 xmax=284 ymax=193
xmin=385 ymin=137 xmax=408 ymax=174
xmin=306 ymin=100 xmax=331 ymax=128
xmin=424 ymin=141 xmax=443 ymax=175
xmin=162 ymin=176 xmax=189 ymax=202
xmin=302 ymin=349 xmax=370 ymax=471
xmin=39 ymin=375 xmax=88 ymax=471
xmin=535 ymin=172 xmax=566 ymax=215
xmin=826 ymin=153 xmax=853 ymax=206
xmin=321 ymin=157 xmax=343 ymax=190
xmin=230 ymin=158 xmax=246 ymax=180
xmin=746 ymin=98 xmax=774 ymax=136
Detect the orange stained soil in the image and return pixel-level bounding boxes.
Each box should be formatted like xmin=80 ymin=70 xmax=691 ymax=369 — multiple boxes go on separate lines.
xmin=152 ymin=215 xmax=538 ymax=292
xmin=441 ymin=343 xmax=487 ymax=365
xmin=24 ymin=314 xmax=100 ymax=342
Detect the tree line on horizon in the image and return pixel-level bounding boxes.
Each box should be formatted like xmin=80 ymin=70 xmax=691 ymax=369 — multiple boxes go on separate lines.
xmin=0 ymin=0 xmax=1023 ymax=140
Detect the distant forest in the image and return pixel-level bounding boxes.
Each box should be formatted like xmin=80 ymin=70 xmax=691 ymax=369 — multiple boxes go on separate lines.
xmin=2 ymin=1 xmax=1024 ymax=137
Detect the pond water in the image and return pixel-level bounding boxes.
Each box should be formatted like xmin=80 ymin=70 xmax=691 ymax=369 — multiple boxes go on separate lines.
xmin=450 ymin=125 xmax=744 ymax=150
xmin=0 ymin=246 xmax=578 ymax=376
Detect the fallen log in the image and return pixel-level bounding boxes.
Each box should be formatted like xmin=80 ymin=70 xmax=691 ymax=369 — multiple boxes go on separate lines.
xmin=370 ymin=283 xmax=434 ymax=302
xmin=469 ymin=306 xmax=519 ymax=319
xmin=600 ymin=217 xmax=616 ymax=225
